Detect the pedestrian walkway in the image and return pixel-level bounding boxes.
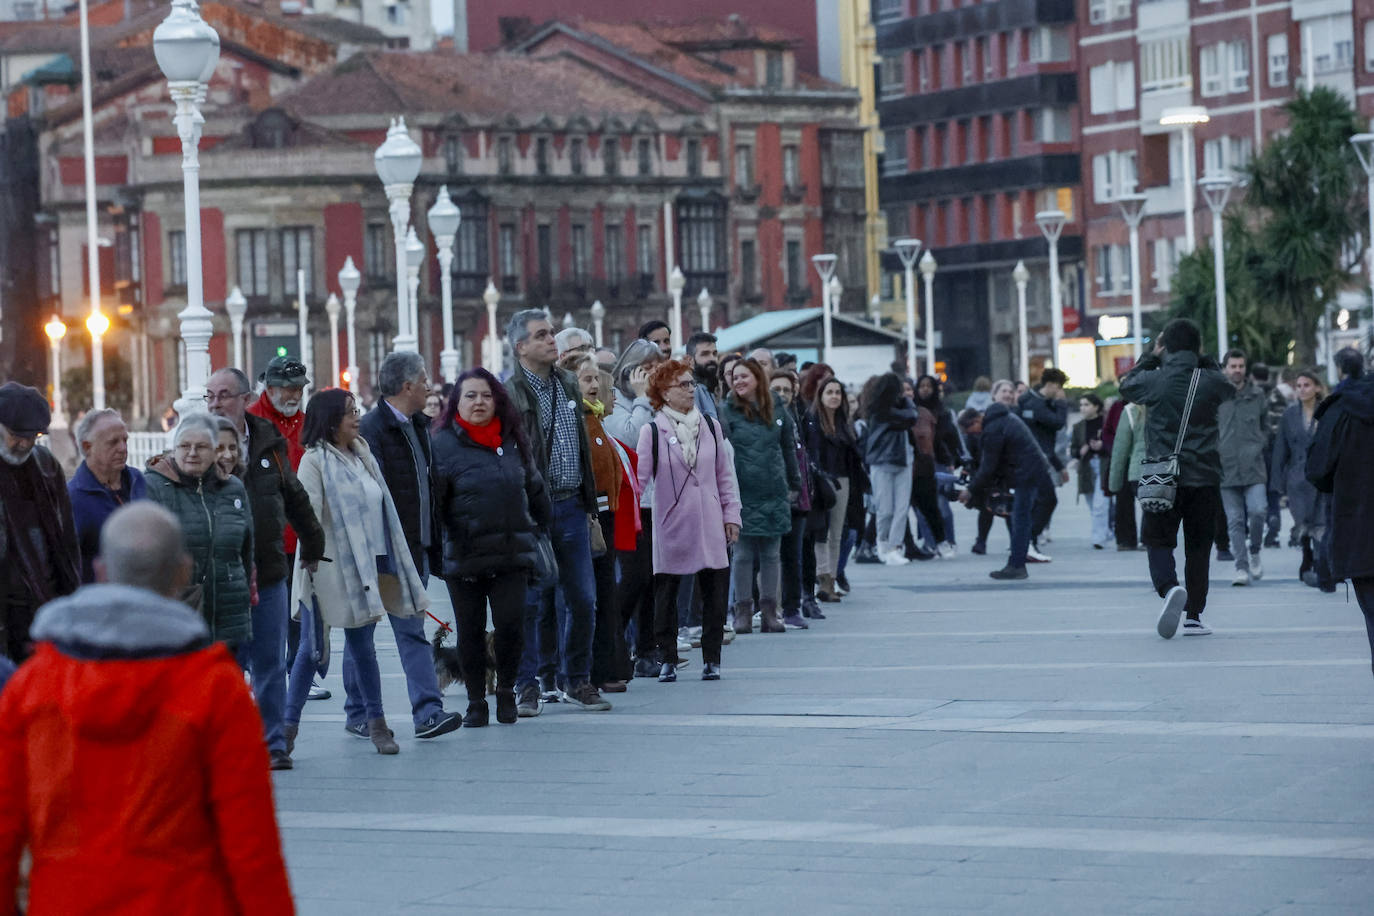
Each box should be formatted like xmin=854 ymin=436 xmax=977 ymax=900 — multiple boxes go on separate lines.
xmin=274 ymin=496 xmax=1374 ymax=914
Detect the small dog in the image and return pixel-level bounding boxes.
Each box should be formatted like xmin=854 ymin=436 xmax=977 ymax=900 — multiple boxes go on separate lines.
xmin=430 ymin=624 xmax=498 ymax=697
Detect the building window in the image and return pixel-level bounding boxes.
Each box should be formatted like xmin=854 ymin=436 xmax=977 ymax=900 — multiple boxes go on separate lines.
xmin=886 ymin=205 xmax=909 ymax=239
xmin=1092 ymin=150 xmax=1138 ymax=202
xmin=939 ymin=123 xmax=952 ymax=166
xmin=1005 ymin=30 xmax=1020 ymax=72
xmin=686 ymin=138 xmax=701 ymax=178
xmin=785 ymin=239 xmax=805 ymax=296
xmin=783 ymin=144 xmax=801 ymax=189
xmin=453 ymin=197 xmax=489 ymax=297
xmin=1089 ymin=60 xmax=1135 ymax=114
xmin=571 ymin=224 xmax=589 ymax=289
xmin=1152 ymin=237 xmax=1182 ymax=291
xmin=678 ymin=197 xmax=727 ymax=293
xmin=1308 ymin=14 xmax=1354 ymax=74
xmin=535 ymin=137 xmax=550 ymax=176
xmin=605 ymin=224 xmax=624 ymax=293
xmin=984 ymin=193 xmax=1000 ymax=239
xmin=980 ymin=115 xmax=994 ymax=160
xmin=979 ymin=35 xmax=993 ymax=80
xmin=875 ymin=0 xmax=902 ymax=23
xmin=637 ymin=137 xmax=653 ymax=176
xmin=1028 ymin=27 xmax=1070 ymax=63
xmin=444 ymin=135 xmax=462 ymax=175
xmin=235 ymin=228 xmax=269 ymax=297
xmin=364 ymin=223 xmax=389 ymax=282
xmin=1140 ymin=36 xmax=1191 ymax=92
xmin=960 ymin=41 xmax=973 ymax=84
xmin=1269 ymin=33 xmax=1289 ymax=86
xmin=1203 ymin=135 xmax=1254 ymax=175
xmin=604 ymin=136 xmax=620 ymax=176
xmin=536 ymin=224 xmax=553 ymax=294
xmin=168 ymin=230 xmax=186 ymax=287
xmin=765 ymin=51 xmax=784 ymax=88
xmin=499 ymin=223 xmax=518 ymax=293
xmin=1367 ymin=21 xmax=1374 ymax=71
xmin=1201 ymin=41 xmax=1249 ymax=95
xmin=281 ymin=227 xmax=313 ymax=298
xmin=1031 ymin=108 xmax=1073 ymax=143
xmin=880 ymin=53 xmax=904 ymax=99
xmin=497 ymin=136 xmax=513 ymax=176
xmin=740 ymin=238 xmax=757 ymax=298
xmin=734 ymin=143 xmax=754 ymax=188
xmin=917 ymin=48 xmax=930 ymax=90
xmin=569 ymin=137 xmax=584 ymax=175
xmin=1094 ymin=244 xmax=1130 ymax=295
xmin=636 ymin=224 xmax=655 ymax=295
xmin=964 ymin=197 xmax=978 ymax=243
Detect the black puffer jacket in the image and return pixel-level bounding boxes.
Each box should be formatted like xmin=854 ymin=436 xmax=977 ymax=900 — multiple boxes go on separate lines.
xmin=243 ymin=413 xmax=324 ymax=586
xmin=1016 ymin=388 xmax=1069 ymax=471
xmin=360 ymin=402 xmax=444 ymax=576
xmin=967 ymin=403 xmax=1053 ymax=498
xmin=432 ymin=424 xmax=553 ymax=580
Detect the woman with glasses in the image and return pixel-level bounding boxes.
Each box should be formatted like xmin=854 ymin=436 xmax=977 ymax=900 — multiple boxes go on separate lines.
xmin=283 ymin=388 xmax=430 ymax=756
xmin=636 ymin=359 xmax=741 ymax=681
xmin=145 ymin=413 xmax=255 ymax=649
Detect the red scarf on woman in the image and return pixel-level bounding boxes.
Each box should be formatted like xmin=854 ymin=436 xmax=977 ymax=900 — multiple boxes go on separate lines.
xmin=456 ymin=415 xmax=503 ymax=450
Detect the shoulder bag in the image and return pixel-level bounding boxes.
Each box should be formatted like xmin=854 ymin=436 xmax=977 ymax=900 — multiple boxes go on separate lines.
xmin=1137 ymin=369 xmax=1200 ymax=514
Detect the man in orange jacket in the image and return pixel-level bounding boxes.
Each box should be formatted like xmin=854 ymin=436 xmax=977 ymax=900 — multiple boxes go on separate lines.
xmin=0 ymin=502 xmax=294 ymax=915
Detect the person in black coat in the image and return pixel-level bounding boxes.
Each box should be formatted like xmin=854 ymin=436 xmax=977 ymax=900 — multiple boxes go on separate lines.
xmin=960 ymin=380 xmax=1054 ymax=580
xmin=432 ymin=368 xmax=552 ymax=726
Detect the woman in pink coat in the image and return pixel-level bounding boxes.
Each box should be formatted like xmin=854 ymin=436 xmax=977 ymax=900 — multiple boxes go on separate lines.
xmin=636 ymin=358 xmax=742 ymax=683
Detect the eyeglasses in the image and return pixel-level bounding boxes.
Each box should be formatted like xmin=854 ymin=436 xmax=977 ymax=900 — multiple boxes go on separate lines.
xmin=206 ymin=390 xmax=246 ymax=403
xmin=673 ymin=380 xmax=695 ymax=391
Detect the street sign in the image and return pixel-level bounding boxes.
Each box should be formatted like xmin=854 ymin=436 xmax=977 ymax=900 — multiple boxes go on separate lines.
xmin=1062 ymin=305 xmax=1080 ymax=335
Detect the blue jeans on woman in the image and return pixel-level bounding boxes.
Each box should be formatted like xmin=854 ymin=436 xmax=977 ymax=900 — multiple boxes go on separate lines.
xmin=287 ymin=611 xmax=383 ymax=725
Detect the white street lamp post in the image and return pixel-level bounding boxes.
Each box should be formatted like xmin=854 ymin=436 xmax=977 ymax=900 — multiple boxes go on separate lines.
xmin=337 ymin=256 xmax=360 ymax=390
xmin=1161 ymin=106 xmax=1210 ymax=254
xmin=79 ymin=0 xmax=108 ymax=409
xmin=1036 ymin=209 xmax=1067 ymax=367
xmin=589 ymin=300 xmax=606 ymax=347
xmin=870 ymin=293 xmax=881 ymax=328
xmin=919 ymin=250 xmax=937 ymax=375
xmin=1115 ymin=192 xmax=1148 ymax=359
xmin=892 ymin=238 xmax=921 ymax=377
xmin=1013 ymin=260 xmax=1031 ymax=385
xmin=44 ymin=316 xmax=67 ymax=428
xmin=697 ymin=287 xmax=712 ymax=332
xmin=427 ymin=186 xmax=461 ymax=382
xmin=404 ymin=226 xmax=424 ymax=357
xmin=668 ymin=266 xmax=685 ymax=351
xmin=154 ymin=0 xmax=220 ymax=413
xmin=325 ymin=293 xmax=341 ymax=386
xmin=483 ymin=280 xmax=502 ymax=375
xmin=827 ymin=275 xmax=843 ymax=358
xmin=811 ymin=253 xmax=837 ymax=363
xmin=1199 ymin=171 xmax=1236 ymax=357
xmin=562 ymin=311 xmax=575 ymax=330
xmin=374 ymin=118 xmax=422 ymax=353
xmin=224 ymin=286 xmax=247 ymax=369
xmin=1349 ymin=131 xmax=1374 ymax=357
xmin=295 ymin=269 xmax=310 ymax=397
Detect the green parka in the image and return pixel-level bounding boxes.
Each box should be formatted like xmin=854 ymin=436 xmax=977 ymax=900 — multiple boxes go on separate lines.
xmin=719 ymin=392 xmax=801 ymax=537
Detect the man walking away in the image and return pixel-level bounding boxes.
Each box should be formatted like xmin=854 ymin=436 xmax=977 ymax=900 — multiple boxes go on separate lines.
xmin=0 ymin=502 xmax=294 ymax=914
xmin=1216 ymin=349 xmax=1270 ymax=586
xmin=1119 ymin=319 xmax=1232 ymax=639
xmin=358 ymin=352 xmax=463 ymax=741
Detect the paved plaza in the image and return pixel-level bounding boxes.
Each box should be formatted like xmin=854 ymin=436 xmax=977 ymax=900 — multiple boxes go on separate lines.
xmin=275 ymin=497 xmax=1374 ymax=914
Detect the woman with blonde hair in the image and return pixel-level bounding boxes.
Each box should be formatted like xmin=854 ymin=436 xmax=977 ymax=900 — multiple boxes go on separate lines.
xmin=1271 ymin=369 xmax=1332 ymax=589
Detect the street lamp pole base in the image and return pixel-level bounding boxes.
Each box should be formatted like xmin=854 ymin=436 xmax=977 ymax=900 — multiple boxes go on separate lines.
xmin=440 ymin=348 xmax=460 ymax=384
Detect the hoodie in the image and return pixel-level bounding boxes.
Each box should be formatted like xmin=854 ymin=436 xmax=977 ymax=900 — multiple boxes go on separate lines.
xmin=0 ymin=584 xmax=294 ymax=915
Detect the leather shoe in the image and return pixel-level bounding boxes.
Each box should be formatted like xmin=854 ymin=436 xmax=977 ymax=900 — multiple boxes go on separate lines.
xmin=599 ymin=680 xmax=628 ymax=693
xmin=495 ymin=690 xmax=518 ymax=724
xmin=701 ymin=662 xmax=721 ymax=681
xmin=462 ymin=702 xmax=489 ymax=728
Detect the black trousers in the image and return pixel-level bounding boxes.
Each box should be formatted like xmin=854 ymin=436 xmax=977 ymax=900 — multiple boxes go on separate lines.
xmin=1213 ymin=499 xmax=1231 ymax=553
xmin=446 ymin=571 xmax=527 ymax=704
xmin=1031 ymin=486 xmax=1058 ymax=542
xmin=590 ymin=510 xmax=630 ymax=685
xmin=653 ymin=568 xmax=730 ymax=665
xmin=781 ymin=511 xmax=807 ymax=612
xmin=618 ymin=509 xmax=656 ymax=659
xmin=1114 ymin=480 xmax=1139 ymax=549
xmin=1142 ymin=485 xmax=1220 ymax=617
xmin=911 ymin=471 xmax=946 ymax=543
xmin=1355 ymin=578 xmax=1374 ymax=681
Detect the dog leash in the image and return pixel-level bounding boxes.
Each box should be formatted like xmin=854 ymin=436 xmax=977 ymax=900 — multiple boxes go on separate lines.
xmin=425 ymin=610 xmax=453 ymax=633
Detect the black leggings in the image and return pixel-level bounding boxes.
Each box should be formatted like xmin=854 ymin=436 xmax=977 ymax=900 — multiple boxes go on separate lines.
xmin=446 ymin=571 xmax=527 ymax=704
xmin=617 ymin=509 xmax=655 ymax=658
xmin=590 ymin=510 xmax=630 ymax=685
xmin=653 ymin=568 xmax=731 ymax=664
xmin=910 ymin=471 xmax=946 ymax=543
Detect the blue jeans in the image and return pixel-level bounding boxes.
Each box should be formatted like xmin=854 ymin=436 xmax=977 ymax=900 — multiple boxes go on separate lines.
xmin=1009 ymin=480 xmax=1041 ymax=569
xmin=287 ymin=614 xmax=382 ymax=724
xmin=240 ymin=580 xmax=288 ymax=753
xmin=518 ymin=497 xmax=597 ymax=690
xmin=344 ymin=611 xmax=444 ymax=728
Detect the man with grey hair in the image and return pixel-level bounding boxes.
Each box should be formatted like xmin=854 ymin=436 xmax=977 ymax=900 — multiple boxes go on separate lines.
xmin=748 ymin=347 xmax=775 ymax=373
xmin=506 ymin=309 xmax=609 ymax=713
xmin=68 ymin=408 xmax=146 ymax=584
xmin=358 ymin=351 xmax=462 ymax=740
xmin=0 ymin=381 xmax=80 ymax=660
xmin=555 ymin=326 xmax=595 ymax=359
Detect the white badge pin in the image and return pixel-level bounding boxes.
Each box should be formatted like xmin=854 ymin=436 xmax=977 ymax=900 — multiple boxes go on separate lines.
xmin=595 ymin=437 xmax=603 ymax=445
xmin=497 ymin=446 xmax=504 ymax=456
xmin=776 ymin=418 xmax=783 ymax=426
xmin=568 ymin=399 xmax=577 ymax=410
xmin=261 ymin=458 xmax=270 ymax=468
xmin=234 ymin=498 xmax=242 ymax=509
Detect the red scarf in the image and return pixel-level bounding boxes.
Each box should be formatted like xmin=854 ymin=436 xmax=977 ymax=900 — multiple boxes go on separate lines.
xmin=456 ymin=415 xmax=503 ymax=450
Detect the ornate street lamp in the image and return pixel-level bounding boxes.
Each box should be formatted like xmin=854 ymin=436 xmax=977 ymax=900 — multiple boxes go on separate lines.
xmin=811 ymin=253 xmax=837 ymax=363
xmin=1160 ymin=105 xmax=1210 ymax=254
xmin=1199 ymin=171 xmax=1237 ymax=357
xmin=44 ymin=316 xmax=67 ymax=428
xmin=668 ymin=265 xmax=685 ymax=352
xmin=1012 ymin=260 xmax=1031 ymax=384
xmin=919 ymin=250 xmax=937 ymax=375
xmin=337 ymin=256 xmax=360 ymax=390
xmin=589 ymin=300 xmax=606 ymax=347
xmin=153 ymin=0 xmax=220 ymax=412
xmin=892 ymin=238 xmax=921 ymax=377
xmin=697 ymin=287 xmax=712 ymax=332
xmin=1115 ymin=193 xmax=1148 ymax=359
xmin=374 ymin=117 xmax=422 ymax=352
xmin=427 ymin=186 xmax=461 ymax=382
xmin=404 ymin=226 xmax=424 ymax=356
xmin=1351 ymin=131 xmax=1374 ymax=357
xmin=483 ymin=280 xmax=502 ymax=375
xmin=224 ymin=285 xmax=247 ymax=370
xmin=295 ymin=269 xmax=310 ymax=397
xmin=1035 ymin=208 xmax=1067 ymax=367
xmin=325 ymin=293 xmax=341 ymax=387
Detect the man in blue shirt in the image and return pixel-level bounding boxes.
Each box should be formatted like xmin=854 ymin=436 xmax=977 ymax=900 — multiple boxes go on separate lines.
xmin=67 ymin=409 xmax=146 ymax=584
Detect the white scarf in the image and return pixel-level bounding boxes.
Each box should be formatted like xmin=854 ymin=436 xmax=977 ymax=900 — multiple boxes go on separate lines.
xmin=661 ymin=404 xmax=702 ymax=469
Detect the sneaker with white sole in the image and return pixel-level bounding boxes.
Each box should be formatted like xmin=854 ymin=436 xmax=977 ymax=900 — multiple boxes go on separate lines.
xmin=1232 ymin=568 xmax=1250 ymax=587
xmin=1249 ymin=552 xmax=1263 ymax=581
xmin=722 ymin=624 xmax=736 ymax=645
xmin=516 ymin=684 xmax=543 ymax=718
xmin=1181 ymin=619 xmax=1212 ymax=636
xmin=881 ymin=548 xmax=910 ymax=566
xmin=1026 ymin=547 xmax=1052 ymax=563
xmin=936 ymin=541 xmax=957 ymax=559
xmin=688 ymin=626 xmax=703 ymax=647
xmin=1156 ymin=585 xmax=1187 ymax=640
xmin=308 ymin=680 xmax=331 ymax=701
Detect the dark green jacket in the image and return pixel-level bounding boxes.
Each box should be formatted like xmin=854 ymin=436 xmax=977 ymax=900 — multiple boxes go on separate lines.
xmin=243 ymin=413 xmax=324 ymax=587
xmin=719 ymin=393 xmax=802 ymax=537
xmin=506 ymin=362 xmax=598 ymax=514
xmin=145 ymin=462 xmax=255 ymax=646
xmin=1118 ymin=349 xmax=1232 ymax=487
xmin=1217 ymin=382 xmax=1269 ymax=487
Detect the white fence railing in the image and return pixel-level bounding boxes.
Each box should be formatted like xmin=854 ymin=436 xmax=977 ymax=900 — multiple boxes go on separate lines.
xmin=128 ymin=431 xmax=170 ymax=470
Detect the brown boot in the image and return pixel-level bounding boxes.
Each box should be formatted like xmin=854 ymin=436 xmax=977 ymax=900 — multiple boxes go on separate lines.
xmin=284 ymin=722 xmax=298 ymax=756
xmin=817 ymin=574 xmax=842 ymax=603
xmin=759 ymin=598 xmax=786 ymax=633
xmin=367 ymin=717 xmax=399 ymax=755
xmin=732 ymin=599 xmax=754 ymax=634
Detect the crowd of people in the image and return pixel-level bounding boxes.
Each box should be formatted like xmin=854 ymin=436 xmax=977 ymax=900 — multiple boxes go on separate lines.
xmin=0 ymin=311 xmax=1372 ymax=911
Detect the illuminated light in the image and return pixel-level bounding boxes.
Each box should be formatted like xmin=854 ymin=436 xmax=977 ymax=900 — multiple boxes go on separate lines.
xmin=1098 ymin=315 xmax=1130 ymax=339
xmin=86 ymin=311 xmax=110 ymax=336
xmin=1057 ymin=337 xmax=1099 ymax=388
xmin=341 ymin=370 xmax=352 ymax=390
xmin=1337 ymin=309 xmax=1350 ymax=331
xmin=44 ymin=316 xmax=67 ymax=341
xmin=1160 ymin=106 xmax=1210 ymax=127
xmin=118 ymin=304 xmax=134 ymax=315
xmin=277 ymin=346 xmax=288 ymax=357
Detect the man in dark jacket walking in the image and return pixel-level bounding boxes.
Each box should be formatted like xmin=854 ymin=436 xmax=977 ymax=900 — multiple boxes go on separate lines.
xmin=67 ymin=407 xmax=146 ymax=584
xmin=208 ymin=367 xmax=328 ymax=768
xmin=1119 ymin=319 xmax=1232 ymax=639
xmin=506 ymin=309 xmax=610 ymax=714
xmin=960 ymin=380 xmax=1054 ymax=579
xmin=1217 ymin=349 xmax=1270 ymax=586
xmin=358 ymin=352 xmax=462 ymax=740
xmin=1017 ymin=368 xmax=1068 ymax=553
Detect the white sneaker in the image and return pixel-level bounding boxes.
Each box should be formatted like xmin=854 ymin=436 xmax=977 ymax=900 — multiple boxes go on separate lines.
xmin=722 ymin=624 xmax=736 ymax=645
xmin=937 ymin=541 xmax=957 ymax=559
xmin=677 ymin=636 xmax=692 ymax=653
xmin=881 ymin=548 xmax=910 ymax=566
xmin=1181 ymin=619 xmax=1213 ymax=636
xmin=1231 ymin=568 xmax=1250 ymax=587
xmin=1026 ymin=547 xmax=1052 ymax=563
xmin=687 ymin=626 xmax=703 ymax=648
xmin=1157 ymin=585 xmax=1187 ymax=639
xmin=1249 ymin=552 xmax=1263 ymax=581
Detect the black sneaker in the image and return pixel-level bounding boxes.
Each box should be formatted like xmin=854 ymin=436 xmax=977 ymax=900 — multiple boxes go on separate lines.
xmin=970 ymin=540 xmax=987 ymax=555
xmin=633 ymin=656 xmax=659 ymax=679
xmin=344 ymin=721 xmax=369 ymax=739
xmin=1216 ymin=549 xmax=1234 ymax=562
xmin=269 ymin=749 xmax=293 ymax=771
xmin=415 ymin=710 xmax=462 ymax=739
xmin=701 ymin=662 xmax=721 ymax=680
xmin=516 ymin=684 xmax=543 ymax=717
xmin=988 ymin=565 xmax=1028 ymax=580
xmin=835 ymin=572 xmax=850 ymax=593
xmin=562 ymin=682 xmax=612 ymax=711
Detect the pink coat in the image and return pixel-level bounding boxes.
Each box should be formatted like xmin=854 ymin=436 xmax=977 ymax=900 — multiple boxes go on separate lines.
xmin=636 ymin=413 xmax=742 ymax=575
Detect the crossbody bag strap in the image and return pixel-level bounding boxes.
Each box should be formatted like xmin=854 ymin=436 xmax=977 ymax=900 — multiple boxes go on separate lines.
xmin=1170 ymin=369 xmax=1202 ymax=458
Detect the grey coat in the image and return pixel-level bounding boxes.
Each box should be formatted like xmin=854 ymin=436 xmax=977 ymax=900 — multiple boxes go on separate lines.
xmin=1270 ymin=403 xmax=1328 ymax=531
xmin=1217 ymin=382 xmax=1269 ymax=487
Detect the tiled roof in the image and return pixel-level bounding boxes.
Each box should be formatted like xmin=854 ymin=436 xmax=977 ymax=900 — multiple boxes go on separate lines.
xmin=281 ymin=50 xmax=685 ymax=120
xmin=643 ymin=17 xmax=799 ymax=49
